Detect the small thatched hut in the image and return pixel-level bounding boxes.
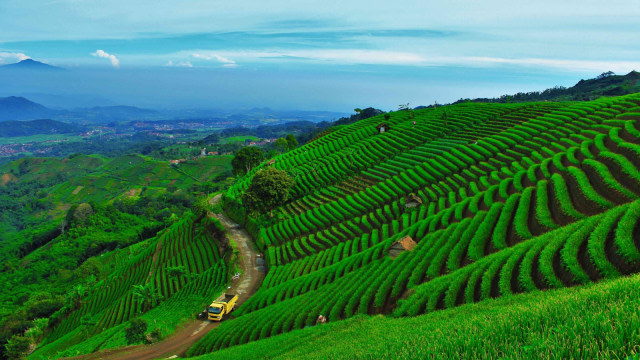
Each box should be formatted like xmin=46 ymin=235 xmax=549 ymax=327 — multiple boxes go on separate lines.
xmin=388 ymin=235 xmax=417 ymax=259
xmin=376 ymin=123 xmax=389 ymax=133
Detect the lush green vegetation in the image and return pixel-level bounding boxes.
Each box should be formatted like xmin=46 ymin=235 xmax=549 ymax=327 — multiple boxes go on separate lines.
xmin=0 ymin=119 xmax=80 ymax=137
xmin=28 ymin=213 xmax=228 ymax=359
xmin=0 ymin=152 xmax=233 ymax=359
xmin=187 ymin=92 xmax=640 ymax=357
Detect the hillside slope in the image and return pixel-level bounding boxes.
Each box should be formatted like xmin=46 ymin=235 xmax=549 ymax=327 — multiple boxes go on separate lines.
xmin=187 ymin=93 xmax=640 ymax=357
xmin=193 ymin=272 xmax=640 ymax=359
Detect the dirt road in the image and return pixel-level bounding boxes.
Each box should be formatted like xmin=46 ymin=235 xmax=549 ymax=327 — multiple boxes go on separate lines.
xmin=71 ymin=194 xmax=264 ymax=360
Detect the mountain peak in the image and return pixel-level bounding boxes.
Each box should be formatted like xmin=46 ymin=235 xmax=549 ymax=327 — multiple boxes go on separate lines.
xmin=1 ymin=58 xmax=63 ymax=71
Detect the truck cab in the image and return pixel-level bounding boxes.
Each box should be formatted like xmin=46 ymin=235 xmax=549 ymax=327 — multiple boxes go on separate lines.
xmin=208 ymin=293 xmax=238 ymax=321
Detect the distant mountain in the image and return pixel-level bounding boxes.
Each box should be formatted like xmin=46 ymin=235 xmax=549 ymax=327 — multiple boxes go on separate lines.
xmin=65 ymin=105 xmax=159 ymax=122
xmin=17 ymin=93 xmax=117 ymax=109
xmin=0 ymin=118 xmax=80 ymax=137
xmin=0 ymin=59 xmax=63 ymax=71
xmin=0 ymin=96 xmax=57 ymax=121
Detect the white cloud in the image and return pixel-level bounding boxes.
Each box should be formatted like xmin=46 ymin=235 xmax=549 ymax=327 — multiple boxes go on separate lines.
xmin=191 ymin=52 xmax=237 ymax=66
xmin=165 ymin=60 xmax=193 ymax=67
xmin=91 ymin=49 xmax=119 ymax=68
xmin=0 ymin=52 xmax=30 ymax=64
xmin=439 ymin=56 xmax=640 ymax=73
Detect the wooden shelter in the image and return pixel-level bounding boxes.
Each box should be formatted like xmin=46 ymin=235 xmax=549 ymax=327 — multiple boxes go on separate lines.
xmin=376 ymin=123 xmax=389 ymax=133
xmin=388 ymin=235 xmax=417 ymax=259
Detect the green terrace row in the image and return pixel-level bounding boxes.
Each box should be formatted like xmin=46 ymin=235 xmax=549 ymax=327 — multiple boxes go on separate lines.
xmin=278 ymin=104 xmax=562 ymax=217
xmin=269 ymin=97 xmax=639 ymax=221
xmin=393 ymin=200 xmax=640 ymax=317
xmin=261 ymin=122 xmax=640 ymax=292
xmin=256 ymin=102 xmax=604 ymax=248
xmin=250 ymin=127 xmax=640 ymax=308
xmin=224 ymin=103 xmax=538 ymax=203
xmin=256 ymin=97 xmax=640 ymax=255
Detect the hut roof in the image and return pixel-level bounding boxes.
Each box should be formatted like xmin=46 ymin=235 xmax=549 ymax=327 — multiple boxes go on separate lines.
xmin=394 ymin=235 xmax=417 ymax=251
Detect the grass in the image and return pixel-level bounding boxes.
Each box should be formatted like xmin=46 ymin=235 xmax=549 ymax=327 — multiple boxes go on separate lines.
xmin=194 ymin=272 xmax=640 ymax=360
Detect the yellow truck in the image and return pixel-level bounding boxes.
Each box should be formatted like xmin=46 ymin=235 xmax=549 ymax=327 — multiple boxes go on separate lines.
xmin=208 ymin=293 xmax=238 ymax=321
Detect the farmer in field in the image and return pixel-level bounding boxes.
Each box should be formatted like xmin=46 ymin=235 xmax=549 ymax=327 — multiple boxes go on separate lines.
xmin=316 ymin=314 xmax=326 ymax=325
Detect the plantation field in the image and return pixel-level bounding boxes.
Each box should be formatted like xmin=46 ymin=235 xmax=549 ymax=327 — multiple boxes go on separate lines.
xmin=30 ymin=213 xmax=228 ymax=359
xmin=189 ymin=93 xmax=640 ymax=356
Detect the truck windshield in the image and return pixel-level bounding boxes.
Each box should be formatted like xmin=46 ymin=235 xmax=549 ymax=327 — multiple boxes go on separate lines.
xmin=209 ymin=306 xmax=222 ymax=314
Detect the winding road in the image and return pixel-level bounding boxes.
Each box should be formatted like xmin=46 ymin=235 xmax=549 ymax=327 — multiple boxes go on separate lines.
xmin=71 ymin=194 xmax=264 ymax=360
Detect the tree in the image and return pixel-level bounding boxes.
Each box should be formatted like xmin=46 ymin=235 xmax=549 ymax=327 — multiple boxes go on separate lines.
xmin=132 ymin=283 xmax=163 ymax=313
xmin=597 ymin=71 xmax=615 ymax=79
xmin=66 ymin=284 xmax=87 ymax=310
xmin=274 ymin=138 xmax=289 ymax=153
xmin=125 ymin=318 xmax=148 ymax=345
xmin=167 ymin=265 xmax=187 ymax=279
xmin=285 ymin=134 xmax=298 ymax=150
xmin=4 ymin=335 xmax=30 ymax=359
xmin=242 ymin=167 xmax=294 ymax=217
xmin=231 ymin=147 xmax=264 ymax=176
xmin=72 ymin=203 xmax=94 ymax=227
xmin=440 ymin=109 xmax=449 ymax=127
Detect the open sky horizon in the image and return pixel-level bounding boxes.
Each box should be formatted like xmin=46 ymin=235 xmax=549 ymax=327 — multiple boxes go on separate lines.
xmin=0 ymin=0 xmax=639 ymax=111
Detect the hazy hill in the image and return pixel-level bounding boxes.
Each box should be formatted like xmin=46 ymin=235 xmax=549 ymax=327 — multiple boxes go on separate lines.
xmin=0 ymin=59 xmax=63 ymax=71
xmin=0 ymin=119 xmax=80 ymax=137
xmin=0 ymin=96 xmax=56 ymax=121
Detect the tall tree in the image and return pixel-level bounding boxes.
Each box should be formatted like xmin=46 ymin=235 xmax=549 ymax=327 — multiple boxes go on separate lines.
xmin=242 ymin=167 xmax=294 ymax=217
xmin=274 ymin=138 xmax=289 ymax=153
xmin=231 ymin=146 xmax=264 ymax=176
xmin=285 ymin=134 xmax=298 ymax=150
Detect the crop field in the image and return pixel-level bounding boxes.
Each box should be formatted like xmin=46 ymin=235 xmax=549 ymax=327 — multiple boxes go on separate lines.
xmin=189 ymin=93 xmax=640 ymax=356
xmin=30 ymin=214 xmax=228 ymax=359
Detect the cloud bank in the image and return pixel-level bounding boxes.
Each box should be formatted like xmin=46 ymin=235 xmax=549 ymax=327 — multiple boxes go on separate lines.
xmin=0 ymin=52 xmax=30 ymax=64
xmin=192 ymin=53 xmax=237 ymax=67
xmin=91 ymin=49 xmax=119 ymax=68
xmin=165 ymin=60 xmax=193 ymax=67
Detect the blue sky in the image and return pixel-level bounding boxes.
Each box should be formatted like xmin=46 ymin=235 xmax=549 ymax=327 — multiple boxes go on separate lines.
xmin=0 ymin=0 xmax=639 ymax=111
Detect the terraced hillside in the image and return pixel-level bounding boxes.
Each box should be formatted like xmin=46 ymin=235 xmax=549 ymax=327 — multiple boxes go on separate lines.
xmin=30 ymin=214 xmax=228 ymax=359
xmin=189 ymin=93 xmax=640 ymax=356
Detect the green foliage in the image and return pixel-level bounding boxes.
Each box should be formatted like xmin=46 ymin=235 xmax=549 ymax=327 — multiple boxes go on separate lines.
xmin=124 ymin=318 xmax=148 ymax=345
xmin=4 ymin=334 xmax=30 ymax=359
xmin=285 ymin=134 xmax=299 ymax=150
xmin=242 ymin=167 xmax=294 ymax=216
xmin=232 ymin=147 xmax=264 ymax=176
